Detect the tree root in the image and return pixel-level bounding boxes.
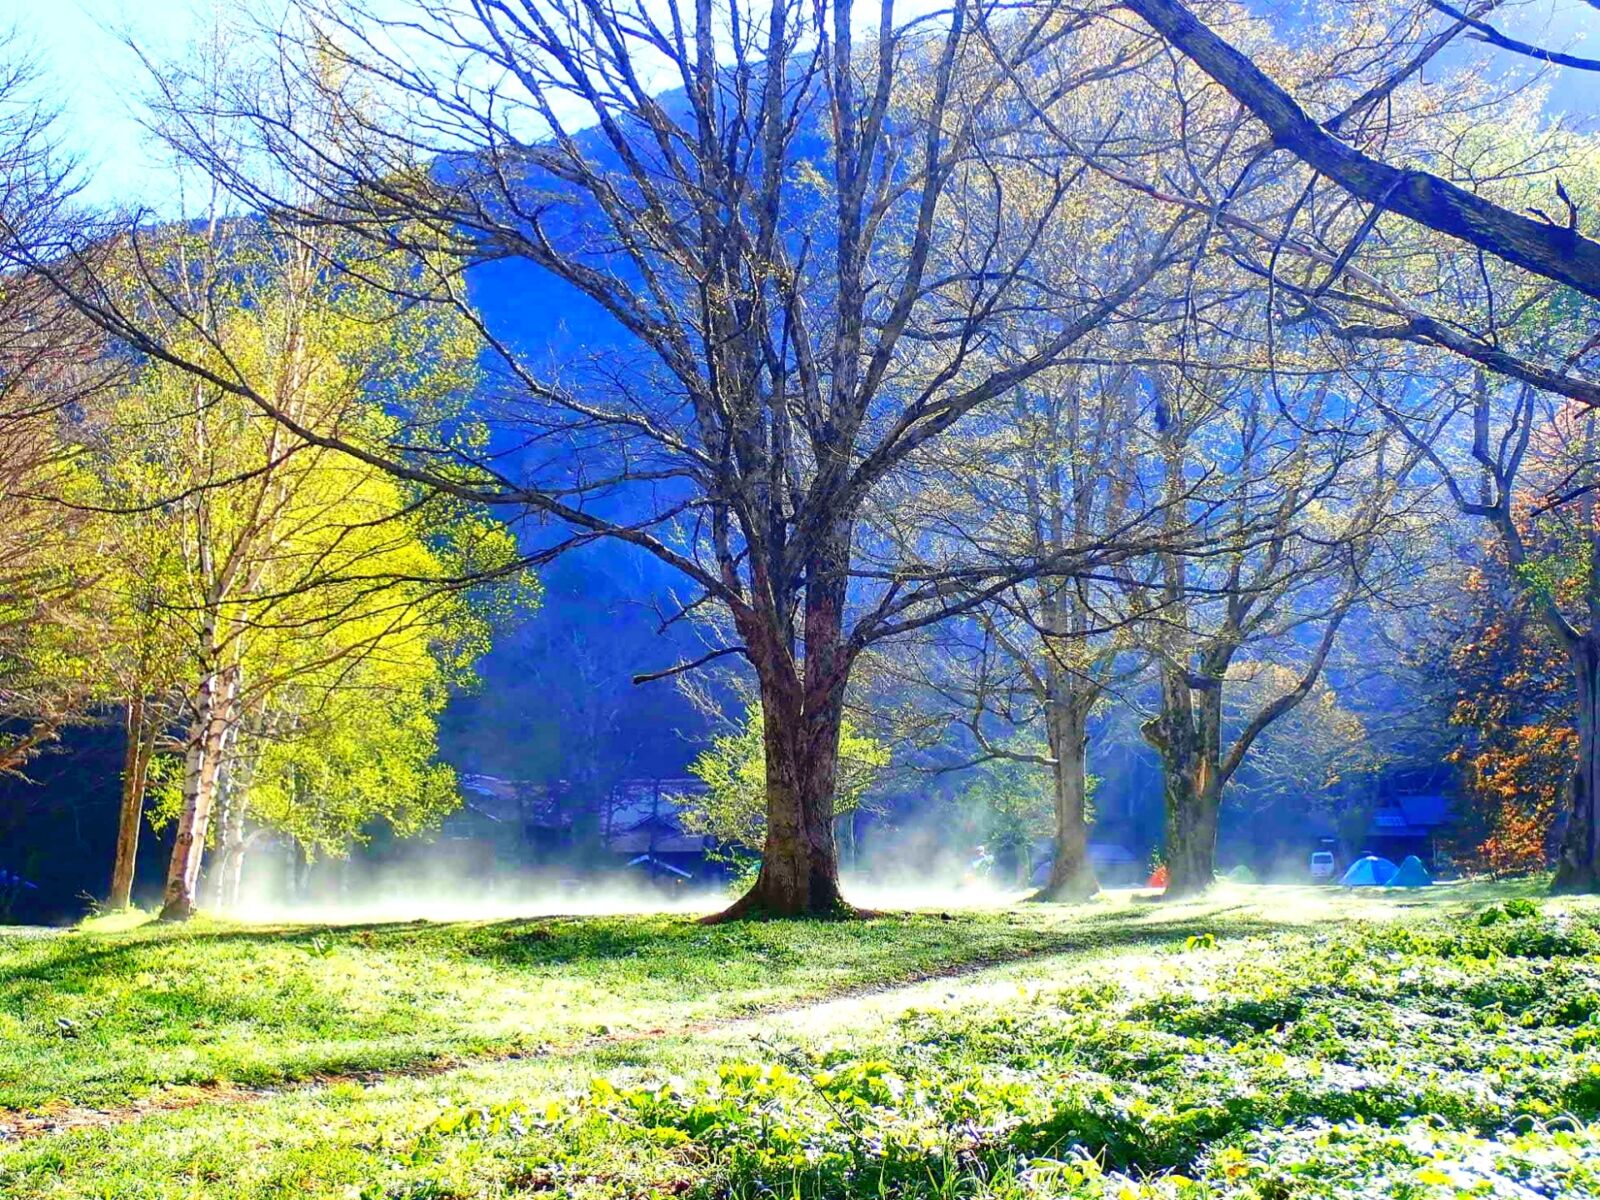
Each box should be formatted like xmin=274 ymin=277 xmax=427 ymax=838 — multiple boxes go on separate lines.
xmin=156 ymin=897 xmax=195 ymax=923
xmin=1024 ymin=877 xmax=1100 ymax=904
xmin=700 ymin=887 xmax=877 ymax=924
xmin=1550 ymin=864 xmax=1600 ymax=895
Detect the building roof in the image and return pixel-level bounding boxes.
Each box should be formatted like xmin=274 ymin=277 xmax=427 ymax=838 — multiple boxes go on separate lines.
xmin=609 ymin=829 xmax=710 ymax=855
xmin=449 ymin=775 xmax=713 ymax=841
xmin=458 ymin=775 xmax=570 ymax=827
xmin=1372 ymin=794 xmax=1452 ymax=836
xmin=627 ymin=854 xmax=693 ymax=879
xmin=606 ymin=778 xmax=707 ymax=830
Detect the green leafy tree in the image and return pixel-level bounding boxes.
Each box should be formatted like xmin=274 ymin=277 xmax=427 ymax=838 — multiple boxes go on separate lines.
xmin=961 ymin=751 xmax=1065 ymax=887
xmin=69 ymin=214 xmax=527 ymax=918
xmin=680 ymin=703 xmax=890 ymax=864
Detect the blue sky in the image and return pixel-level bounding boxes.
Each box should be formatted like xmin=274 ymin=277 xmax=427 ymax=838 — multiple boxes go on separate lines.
xmin=3 ymin=0 xmax=187 ymax=211
xmin=5 ymin=0 xmax=1597 ymax=214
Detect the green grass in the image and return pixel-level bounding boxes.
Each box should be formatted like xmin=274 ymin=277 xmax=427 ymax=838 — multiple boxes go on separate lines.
xmin=593 ymin=894 xmax=1600 ymax=1197
xmin=0 ymin=890 xmax=1303 ymax=1115
xmin=1 ymin=883 xmax=1589 ymax=1198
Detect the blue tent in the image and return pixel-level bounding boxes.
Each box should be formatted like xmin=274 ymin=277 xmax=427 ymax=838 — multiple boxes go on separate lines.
xmin=1340 ymin=855 xmax=1399 ymax=887
xmin=1389 ymin=855 xmax=1433 ymax=888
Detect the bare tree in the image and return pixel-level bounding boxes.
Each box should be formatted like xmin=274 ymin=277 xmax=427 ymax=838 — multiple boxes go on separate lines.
xmin=1373 ymin=366 xmax=1600 ymax=889
xmin=0 ymin=34 xmax=110 ymax=784
xmin=1109 ymin=0 xmax=1600 ymax=888
xmin=1128 ymin=350 xmax=1421 ymax=896
xmin=1004 ymin=2 xmax=1598 ymax=418
xmin=1122 ymin=0 xmax=1600 ymax=300
xmin=37 ymin=0 xmax=1208 ymax=917
xmin=877 ymin=356 xmax=1157 ymax=901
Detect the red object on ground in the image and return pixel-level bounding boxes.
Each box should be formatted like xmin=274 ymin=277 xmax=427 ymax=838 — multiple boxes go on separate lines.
xmin=1147 ymin=864 xmax=1169 ymax=889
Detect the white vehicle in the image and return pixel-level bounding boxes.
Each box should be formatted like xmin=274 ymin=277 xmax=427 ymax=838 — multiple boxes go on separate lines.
xmin=1309 ymin=851 xmax=1337 ymax=882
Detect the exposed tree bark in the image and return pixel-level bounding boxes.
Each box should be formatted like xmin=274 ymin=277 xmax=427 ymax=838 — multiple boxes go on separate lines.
xmin=1426 ymin=1 xmax=1600 ymax=73
xmin=1122 ymin=0 xmax=1600 ymax=300
xmin=1161 ymin=762 xmax=1221 ymax=899
xmin=1550 ymin=453 xmax=1600 ymax=892
xmin=1554 ymin=638 xmax=1600 ymax=892
xmin=715 ymin=525 xmax=854 ymax=920
xmin=1311 ymin=313 xmax=1600 ymax=411
xmin=1035 ymin=688 xmax=1098 ymax=901
xmin=108 ymin=696 xmax=157 ymax=909
xmin=730 ymin=691 xmax=846 ymax=918
xmin=204 ymin=767 xmax=242 ymax=910
xmin=835 ymin=811 xmax=858 ymax=874
xmin=160 ymin=663 xmax=237 ymax=921
xmin=1143 ymin=666 xmax=1225 ymax=899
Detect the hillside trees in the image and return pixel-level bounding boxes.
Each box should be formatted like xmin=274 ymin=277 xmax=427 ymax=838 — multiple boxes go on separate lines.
xmin=1103 ymin=0 xmax=1600 ymax=888
xmin=1377 ymin=368 xmax=1600 ymax=890
xmin=1436 ymin=542 xmax=1573 ymax=874
xmin=1294 ymin=112 xmax=1600 ymax=888
xmin=41 ymin=0 xmax=1214 ymax=917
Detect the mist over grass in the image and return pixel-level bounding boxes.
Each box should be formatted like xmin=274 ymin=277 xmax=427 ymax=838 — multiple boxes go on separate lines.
xmin=0 ymin=893 xmax=1178 ymax=1116
xmin=202 ymin=828 xmax=1038 ymax=925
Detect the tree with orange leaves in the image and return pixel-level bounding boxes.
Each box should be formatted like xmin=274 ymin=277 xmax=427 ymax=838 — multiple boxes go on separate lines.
xmin=1444 ymin=547 xmax=1574 ymax=876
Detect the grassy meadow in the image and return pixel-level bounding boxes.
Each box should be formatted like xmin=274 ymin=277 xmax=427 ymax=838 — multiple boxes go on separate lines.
xmin=2 ymin=882 xmax=1595 ymax=1198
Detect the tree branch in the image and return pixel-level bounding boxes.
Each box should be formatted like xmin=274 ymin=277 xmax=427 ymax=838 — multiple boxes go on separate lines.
xmin=1122 ymin=0 xmax=1600 ymax=299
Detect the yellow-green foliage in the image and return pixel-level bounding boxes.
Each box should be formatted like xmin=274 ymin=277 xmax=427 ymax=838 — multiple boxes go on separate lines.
xmin=69 ymin=220 xmax=534 ymax=850
xmin=678 ymin=702 xmax=891 ymax=849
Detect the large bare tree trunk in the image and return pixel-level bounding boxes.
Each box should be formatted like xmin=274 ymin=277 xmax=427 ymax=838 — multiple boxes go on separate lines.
xmin=1554 ymin=639 xmax=1600 ymax=893
xmin=714 ymin=528 xmax=853 ymax=920
xmin=159 ymin=666 xmax=237 ymax=921
xmin=1162 ymin=763 xmax=1220 ymax=899
xmin=732 ymin=694 xmax=846 ymax=917
xmin=109 ymin=697 xmax=157 ymax=910
xmin=1034 ymin=696 xmax=1098 ymax=902
xmin=1144 ymin=673 xmax=1222 ymax=899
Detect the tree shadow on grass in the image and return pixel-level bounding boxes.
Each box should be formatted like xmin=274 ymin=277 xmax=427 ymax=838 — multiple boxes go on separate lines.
xmin=0 ymin=899 xmax=1320 ymax=1011
xmin=0 ymin=905 xmax=1327 ymax=1117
